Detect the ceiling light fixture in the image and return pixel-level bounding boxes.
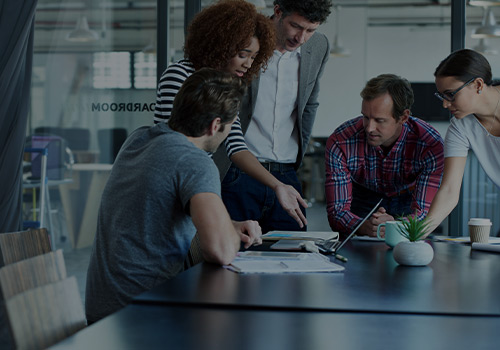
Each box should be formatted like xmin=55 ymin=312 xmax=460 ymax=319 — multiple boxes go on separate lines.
xmin=330 ymin=6 xmax=350 ymax=57
xmin=473 ymin=38 xmax=499 ymax=55
xmin=142 ymin=37 xmax=156 ymax=54
xmin=469 ymin=1 xmax=500 ymax=6
xmin=66 ymin=15 xmax=99 ymax=42
xmin=471 ymin=7 xmax=500 ymax=38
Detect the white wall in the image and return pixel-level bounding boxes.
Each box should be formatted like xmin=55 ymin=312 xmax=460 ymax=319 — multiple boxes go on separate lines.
xmin=313 ymin=6 xmax=500 ymax=139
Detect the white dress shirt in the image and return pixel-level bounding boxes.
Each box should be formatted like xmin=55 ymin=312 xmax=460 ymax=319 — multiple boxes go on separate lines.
xmin=245 ymin=48 xmax=300 ymax=163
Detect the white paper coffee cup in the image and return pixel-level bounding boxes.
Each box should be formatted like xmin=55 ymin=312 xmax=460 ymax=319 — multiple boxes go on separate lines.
xmin=468 ymin=218 xmax=492 ymax=244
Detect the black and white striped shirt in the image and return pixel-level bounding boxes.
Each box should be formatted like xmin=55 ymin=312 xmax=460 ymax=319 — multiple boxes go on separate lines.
xmin=153 ymin=59 xmax=248 ymax=157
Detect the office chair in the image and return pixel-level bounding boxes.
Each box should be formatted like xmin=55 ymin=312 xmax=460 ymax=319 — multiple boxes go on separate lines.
xmin=34 ymin=126 xmax=90 ymax=152
xmin=184 ymin=233 xmax=204 ymax=270
xmin=4 ymin=276 xmax=86 ymax=350
xmin=0 ymin=249 xmax=67 ymax=299
xmin=0 ymin=228 xmax=52 ymax=267
xmin=97 ymin=128 xmax=127 ymax=163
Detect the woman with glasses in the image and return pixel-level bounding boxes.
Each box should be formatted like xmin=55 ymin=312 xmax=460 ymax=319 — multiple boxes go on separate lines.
xmin=425 ymin=49 xmax=500 ymax=235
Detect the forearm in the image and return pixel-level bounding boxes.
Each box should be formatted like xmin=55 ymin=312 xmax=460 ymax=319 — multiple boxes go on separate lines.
xmin=425 ymin=156 xmax=466 ymax=236
xmin=425 ymin=187 xmax=461 ymax=235
xmin=412 ymin=173 xmax=443 ymax=220
xmin=230 ymin=150 xmax=282 ymax=190
xmin=324 ymin=140 xmax=358 ymax=233
xmin=327 ymin=209 xmax=361 ymax=234
xmin=191 ymin=193 xmax=240 ymax=265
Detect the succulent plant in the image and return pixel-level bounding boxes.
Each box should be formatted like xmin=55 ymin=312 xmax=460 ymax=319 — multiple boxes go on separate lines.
xmin=396 ymin=213 xmax=431 ymax=242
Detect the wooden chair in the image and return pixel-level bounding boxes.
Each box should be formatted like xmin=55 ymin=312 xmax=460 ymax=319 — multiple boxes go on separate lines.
xmin=0 ymin=249 xmax=66 ymax=299
xmin=4 ymin=276 xmax=86 ymax=350
xmin=0 ymin=228 xmax=52 ymax=267
xmin=184 ymin=232 xmax=205 ymax=270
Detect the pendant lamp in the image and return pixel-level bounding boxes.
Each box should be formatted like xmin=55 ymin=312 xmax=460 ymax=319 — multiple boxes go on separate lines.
xmin=66 ymin=16 xmax=99 ymax=42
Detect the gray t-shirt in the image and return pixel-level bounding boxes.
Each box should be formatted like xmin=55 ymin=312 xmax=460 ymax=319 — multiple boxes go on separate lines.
xmin=444 ymin=115 xmax=500 ymax=188
xmin=85 ymin=123 xmax=220 ymax=323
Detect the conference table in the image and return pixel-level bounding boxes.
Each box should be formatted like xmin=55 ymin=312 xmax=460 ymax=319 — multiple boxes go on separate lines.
xmin=51 ymin=239 xmax=500 ymax=349
xmin=59 ymin=163 xmax=113 ymax=249
xmin=135 ymin=240 xmax=500 ymax=316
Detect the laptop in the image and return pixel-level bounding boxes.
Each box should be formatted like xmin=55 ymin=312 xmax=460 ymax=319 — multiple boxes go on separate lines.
xmin=316 ymin=198 xmax=383 ymax=254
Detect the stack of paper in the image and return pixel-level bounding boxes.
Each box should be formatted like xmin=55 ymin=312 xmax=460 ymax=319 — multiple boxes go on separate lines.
xmin=224 ymin=251 xmax=345 ymax=274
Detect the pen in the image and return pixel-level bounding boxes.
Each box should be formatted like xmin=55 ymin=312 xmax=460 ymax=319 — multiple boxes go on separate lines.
xmin=280 ymin=261 xmax=289 ymax=268
xmin=228 ymin=264 xmax=241 ymax=273
xmin=335 ymin=254 xmax=348 ymax=263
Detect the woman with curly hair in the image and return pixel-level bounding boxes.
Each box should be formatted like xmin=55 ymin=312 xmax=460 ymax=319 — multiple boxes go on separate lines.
xmin=154 ymin=0 xmax=309 ymax=229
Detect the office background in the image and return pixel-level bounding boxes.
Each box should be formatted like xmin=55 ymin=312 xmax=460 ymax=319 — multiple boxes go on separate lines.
xmin=8 ymin=0 xmax=500 ymax=240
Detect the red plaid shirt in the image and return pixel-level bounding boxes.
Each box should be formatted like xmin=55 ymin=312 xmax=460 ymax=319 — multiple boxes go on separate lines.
xmin=325 ymin=116 xmax=444 ymax=233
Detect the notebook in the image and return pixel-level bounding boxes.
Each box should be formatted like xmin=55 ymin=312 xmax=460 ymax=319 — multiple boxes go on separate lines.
xmin=316 ymin=198 xmax=383 ymax=254
xmin=262 ymin=230 xmax=338 ymax=242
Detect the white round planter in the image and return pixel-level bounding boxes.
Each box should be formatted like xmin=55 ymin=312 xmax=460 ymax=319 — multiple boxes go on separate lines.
xmin=393 ymin=241 xmax=434 ymax=266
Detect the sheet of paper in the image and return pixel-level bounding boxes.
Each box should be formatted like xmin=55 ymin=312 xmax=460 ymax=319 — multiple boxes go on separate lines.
xmin=433 ymin=236 xmax=500 ymax=244
xmin=471 ymin=242 xmax=500 ymax=253
xmin=270 ymin=240 xmax=306 ymax=251
xmin=270 ymin=240 xmax=320 ymax=253
xmin=224 ymin=251 xmax=345 ymax=274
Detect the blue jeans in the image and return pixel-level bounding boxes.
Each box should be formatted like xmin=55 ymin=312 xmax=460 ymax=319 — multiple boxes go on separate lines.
xmin=350 ymin=182 xmax=413 ymax=219
xmin=221 ymin=165 xmax=306 ymax=233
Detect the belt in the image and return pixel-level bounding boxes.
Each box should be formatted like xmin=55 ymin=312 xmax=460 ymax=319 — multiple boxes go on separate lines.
xmin=388 ymin=185 xmax=416 ymax=198
xmin=259 ymin=161 xmax=295 ymax=172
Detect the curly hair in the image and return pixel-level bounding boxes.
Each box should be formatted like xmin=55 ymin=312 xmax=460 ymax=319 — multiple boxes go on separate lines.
xmin=274 ymin=0 xmax=332 ymax=24
xmin=184 ymin=0 xmax=276 ymax=82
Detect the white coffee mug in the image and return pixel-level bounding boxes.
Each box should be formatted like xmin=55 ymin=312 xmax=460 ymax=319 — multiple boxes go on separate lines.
xmin=377 ymin=221 xmax=408 ymax=248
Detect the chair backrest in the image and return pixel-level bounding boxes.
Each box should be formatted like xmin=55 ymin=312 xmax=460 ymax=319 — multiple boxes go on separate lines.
xmin=34 ymin=126 xmax=90 ymax=151
xmin=5 ymin=276 xmax=86 ymax=350
xmin=0 ymin=228 xmax=52 ymax=267
xmin=0 ymin=249 xmax=67 ymax=299
xmin=184 ymin=232 xmax=204 ymax=270
xmin=97 ymin=128 xmax=128 ymax=163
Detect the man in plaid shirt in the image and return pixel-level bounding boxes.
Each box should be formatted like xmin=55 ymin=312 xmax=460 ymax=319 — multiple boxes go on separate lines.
xmin=325 ymin=74 xmax=444 ymax=237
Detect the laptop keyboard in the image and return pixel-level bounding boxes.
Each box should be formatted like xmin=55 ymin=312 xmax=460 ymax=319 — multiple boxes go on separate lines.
xmin=316 ymin=239 xmax=341 ymax=254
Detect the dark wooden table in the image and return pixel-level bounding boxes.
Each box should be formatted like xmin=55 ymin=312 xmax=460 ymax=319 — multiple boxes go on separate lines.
xmin=52 ymin=240 xmax=500 ymax=349
xmin=50 ymin=303 xmax=500 ymax=350
xmin=134 ymin=241 xmax=500 ymax=316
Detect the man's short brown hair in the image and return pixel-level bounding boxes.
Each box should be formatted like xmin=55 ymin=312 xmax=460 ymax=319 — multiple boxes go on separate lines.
xmin=361 ymin=74 xmax=414 ymax=120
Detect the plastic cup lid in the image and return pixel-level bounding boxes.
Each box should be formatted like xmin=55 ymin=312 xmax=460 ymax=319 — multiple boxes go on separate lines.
xmin=468 ymin=218 xmax=492 ymax=226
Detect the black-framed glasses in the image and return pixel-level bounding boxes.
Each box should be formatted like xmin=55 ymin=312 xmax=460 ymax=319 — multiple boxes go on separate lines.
xmin=434 ymin=77 xmax=476 ymax=102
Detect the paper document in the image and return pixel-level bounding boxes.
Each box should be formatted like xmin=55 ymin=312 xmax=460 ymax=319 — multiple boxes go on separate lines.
xmin=224 ymin=251 xmax=345 ymax=274
xmin=262 ymin=230 xmax=338 ymax=241
xmin=433 ymin=236 xmax=500 ymax=244
xmin=471 ymin=242 xmax=500 ymax=253
xmin=270 ymin=240 xmax=319 ymax=252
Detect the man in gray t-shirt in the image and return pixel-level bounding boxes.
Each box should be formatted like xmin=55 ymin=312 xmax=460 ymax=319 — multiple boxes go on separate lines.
xmin=85 ymin=69 xmax=262 ymax=324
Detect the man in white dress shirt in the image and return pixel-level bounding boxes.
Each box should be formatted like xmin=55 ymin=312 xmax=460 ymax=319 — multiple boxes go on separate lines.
xmin=218 ymin=0 xmax=332 ymax=233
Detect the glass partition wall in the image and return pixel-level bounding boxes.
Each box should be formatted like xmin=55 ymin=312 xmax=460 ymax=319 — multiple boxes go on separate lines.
xmin=29 ymin=0 xmax=167 ymax=249
xmin=28 ymin=0 xmax=498 ymax=249
xmin=463 ymin=3 xmax=500 ymax=237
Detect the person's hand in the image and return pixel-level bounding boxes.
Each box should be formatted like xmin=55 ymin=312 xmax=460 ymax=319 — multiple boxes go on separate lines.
xmin=357 ymin=207 xmax=394 ymax=237
xmin=233 ymin=220 xmax=262 ymax=249
xmin=274 ymin=183 xmax=309 ymax=228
